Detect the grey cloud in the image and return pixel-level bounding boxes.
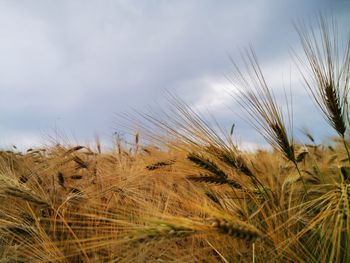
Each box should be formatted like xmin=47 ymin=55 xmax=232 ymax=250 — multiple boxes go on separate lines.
xmin=0 ymin=0 xmax=346 ymax=149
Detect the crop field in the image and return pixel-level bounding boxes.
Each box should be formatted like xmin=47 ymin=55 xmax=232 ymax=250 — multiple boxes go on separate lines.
xmin=0 ymin=17 xmax=349 ymax=263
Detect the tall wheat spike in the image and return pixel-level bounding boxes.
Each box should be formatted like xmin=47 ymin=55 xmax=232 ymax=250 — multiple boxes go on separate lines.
xmin=229 ymin=48 xmax=296 ymax=163
xmin=296 ymin=16 xmax=350 ymax=138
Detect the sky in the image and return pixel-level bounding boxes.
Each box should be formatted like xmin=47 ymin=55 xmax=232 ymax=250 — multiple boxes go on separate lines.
xmin=0 ymin=0 xmax=349 ymax=151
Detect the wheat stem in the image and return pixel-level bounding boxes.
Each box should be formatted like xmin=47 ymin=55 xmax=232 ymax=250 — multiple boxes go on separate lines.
xmin=293 ymin=162 xmax=308 ymax=196
xmin=341 ymin=136 xmax=350 ymax=165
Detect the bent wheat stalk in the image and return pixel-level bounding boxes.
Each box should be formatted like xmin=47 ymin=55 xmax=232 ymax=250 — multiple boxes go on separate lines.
xmin=229 ymin=49 xmax=308 ymax=194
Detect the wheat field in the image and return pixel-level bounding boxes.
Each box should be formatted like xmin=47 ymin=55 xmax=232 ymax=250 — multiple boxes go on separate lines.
xmin=0 ymin=16 xmax=350 ymax=263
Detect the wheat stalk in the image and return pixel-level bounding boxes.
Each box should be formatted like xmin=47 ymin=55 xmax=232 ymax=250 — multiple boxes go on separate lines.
xmin=296 ymin=16 xmax=350 ymax=138
xmin=209 ymin=217 xmax=261 ymax=242
xmin=187 ymin=175 xmax=242 ymax=189
xmin=187 ymin=153 xmax=227 ymax=178
xmin=229 ymin=48 xmax=296 ymax=164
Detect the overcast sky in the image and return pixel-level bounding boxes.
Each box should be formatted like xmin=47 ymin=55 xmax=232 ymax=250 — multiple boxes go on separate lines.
xmin=0 ymin=1 xmax=349 ymax=150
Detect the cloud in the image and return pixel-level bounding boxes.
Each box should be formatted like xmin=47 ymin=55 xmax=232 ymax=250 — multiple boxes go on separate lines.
xmin=0 ymin=0 xmax=344 ymax=150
